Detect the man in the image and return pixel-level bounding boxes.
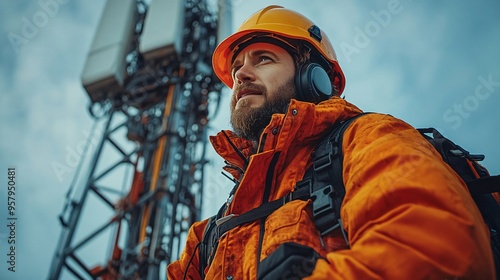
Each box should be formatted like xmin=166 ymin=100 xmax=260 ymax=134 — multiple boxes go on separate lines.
xmin=168 ymin=5 xmax=495 ymax=279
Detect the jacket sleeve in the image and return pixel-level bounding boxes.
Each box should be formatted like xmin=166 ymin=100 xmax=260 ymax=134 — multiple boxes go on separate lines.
xmin=307 ymin=114 xmax=495 ymax=279
xmin=167 ymin=219 xmax=208 ymax=280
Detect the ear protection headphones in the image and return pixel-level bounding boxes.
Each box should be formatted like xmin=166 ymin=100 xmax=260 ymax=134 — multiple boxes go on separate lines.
xmin=294 ymin=63 xmax=332 ymax=103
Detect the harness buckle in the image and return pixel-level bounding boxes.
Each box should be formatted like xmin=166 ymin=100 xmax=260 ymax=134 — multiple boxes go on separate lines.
xmin=215 ymin=213 xmax=238 ymax=227
xmin=311 ymin=185 xmax=340 ymax=236
xmin=282 ymin=192 xmax=294 ymax=205
xmin=313 ymin=142 xmax=340 ymax=182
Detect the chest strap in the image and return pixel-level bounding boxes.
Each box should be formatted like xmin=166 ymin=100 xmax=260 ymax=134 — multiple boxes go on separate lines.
xmin=215 ymin=187 xmax=310 ymax=239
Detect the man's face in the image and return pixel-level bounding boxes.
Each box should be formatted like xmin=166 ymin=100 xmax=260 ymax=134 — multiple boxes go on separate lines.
xmin=229 ymin=42 xmax=296 ymax=142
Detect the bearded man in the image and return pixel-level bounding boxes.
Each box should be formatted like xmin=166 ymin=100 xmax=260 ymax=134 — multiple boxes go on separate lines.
xmin=167 ymin=5 xmax=495 ymax=279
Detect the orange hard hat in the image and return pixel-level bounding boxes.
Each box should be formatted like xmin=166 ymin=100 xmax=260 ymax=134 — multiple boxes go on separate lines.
xmin=212 ymin=5 xmax=345 ymax=95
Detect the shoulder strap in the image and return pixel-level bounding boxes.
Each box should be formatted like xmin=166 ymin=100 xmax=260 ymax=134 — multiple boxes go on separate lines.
xmin=467 ymin=175 xmax=500 ymax=194
xmin=198 ymin=203 xmax=227 ymax=278
xmin=199 ymin=215 xmax=215 ymax=277
xmin=300 ymin=113 xmax=369 ymax=237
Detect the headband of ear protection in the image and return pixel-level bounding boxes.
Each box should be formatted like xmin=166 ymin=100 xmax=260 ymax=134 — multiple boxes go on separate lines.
xmin=295 ymin=62 xmax=332 ymax=103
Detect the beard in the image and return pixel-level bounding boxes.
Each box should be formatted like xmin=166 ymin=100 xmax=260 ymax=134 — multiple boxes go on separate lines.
xmin=230 ymin=79 xmax=296 ymax=142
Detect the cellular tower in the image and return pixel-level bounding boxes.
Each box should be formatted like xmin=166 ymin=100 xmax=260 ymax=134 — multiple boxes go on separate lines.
xmin=48 ymin=0 xmax=231 ymax=279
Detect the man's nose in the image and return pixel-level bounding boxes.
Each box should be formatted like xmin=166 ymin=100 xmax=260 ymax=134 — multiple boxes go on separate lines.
xmin=234 ymin=62 xmax=256 ymax=85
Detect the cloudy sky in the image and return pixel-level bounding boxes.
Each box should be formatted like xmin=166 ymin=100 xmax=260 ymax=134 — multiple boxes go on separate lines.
xmin=1 ymin=0 xmax=499 ymax=279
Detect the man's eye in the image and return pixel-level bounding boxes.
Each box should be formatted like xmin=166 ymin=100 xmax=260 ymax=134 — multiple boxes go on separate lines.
xmin=259 ymin=56 xmax=272 ymax=63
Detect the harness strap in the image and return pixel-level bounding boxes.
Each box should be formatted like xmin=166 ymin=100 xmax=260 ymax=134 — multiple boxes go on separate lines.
xmin=199 ymin=203 xmax=227 ymax=278
xmin=467 ymin=175 xmax=500 ymax=194
xmin=306 ymin=113 xmax=368 ymax=236
xmin=216 ymin=187 xmax=310 ymax=239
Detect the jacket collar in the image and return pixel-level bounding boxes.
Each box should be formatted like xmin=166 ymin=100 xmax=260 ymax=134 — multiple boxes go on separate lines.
xmin=209 ymin=97 xmax=363 ymax=179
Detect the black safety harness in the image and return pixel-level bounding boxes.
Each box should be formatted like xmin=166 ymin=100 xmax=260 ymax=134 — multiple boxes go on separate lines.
xmin=197 ymin=114 xmax=366 ymax=277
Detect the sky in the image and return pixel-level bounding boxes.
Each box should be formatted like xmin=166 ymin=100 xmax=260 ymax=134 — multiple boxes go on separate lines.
xmin=0 ymin=0 xmax=499 ymax=279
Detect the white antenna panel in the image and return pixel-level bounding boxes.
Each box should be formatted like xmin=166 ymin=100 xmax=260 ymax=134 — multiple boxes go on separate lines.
xmin=139 ymin=0 xmax=185 ymax=63
xmin=81 ymin=0 xmax=137 ymax=103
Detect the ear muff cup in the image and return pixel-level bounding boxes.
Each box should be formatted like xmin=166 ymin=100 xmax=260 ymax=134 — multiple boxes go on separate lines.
xmin=295 ymin=63 xmax=332 ymax=103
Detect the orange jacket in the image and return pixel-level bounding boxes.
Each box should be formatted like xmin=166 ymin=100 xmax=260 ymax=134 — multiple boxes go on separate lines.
xmin=167 ymin=97 xmax=495 ymax=279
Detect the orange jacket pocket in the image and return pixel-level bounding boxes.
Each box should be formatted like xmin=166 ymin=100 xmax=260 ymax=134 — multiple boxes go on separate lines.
xmin=262 ymin=200 xmax=323 ymax=258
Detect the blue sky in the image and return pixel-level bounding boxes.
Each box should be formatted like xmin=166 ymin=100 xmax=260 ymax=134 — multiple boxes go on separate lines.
xmin=0 ymin=0 xmax=499 ymax=279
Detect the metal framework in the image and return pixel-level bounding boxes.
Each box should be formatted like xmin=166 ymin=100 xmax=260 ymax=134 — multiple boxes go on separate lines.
xmin=48 ymin=0 xmax=223 ymax=279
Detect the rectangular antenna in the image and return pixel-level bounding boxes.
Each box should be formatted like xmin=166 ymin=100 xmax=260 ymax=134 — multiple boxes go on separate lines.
xmin=81 ymin=0 xmax=137 ymax=103
xmin=139 ymin=0 xmax=185 ymax=64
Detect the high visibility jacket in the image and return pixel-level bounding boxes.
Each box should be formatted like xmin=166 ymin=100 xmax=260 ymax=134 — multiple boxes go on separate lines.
xmin=167 ymin=97 xmax=495 ymax=279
